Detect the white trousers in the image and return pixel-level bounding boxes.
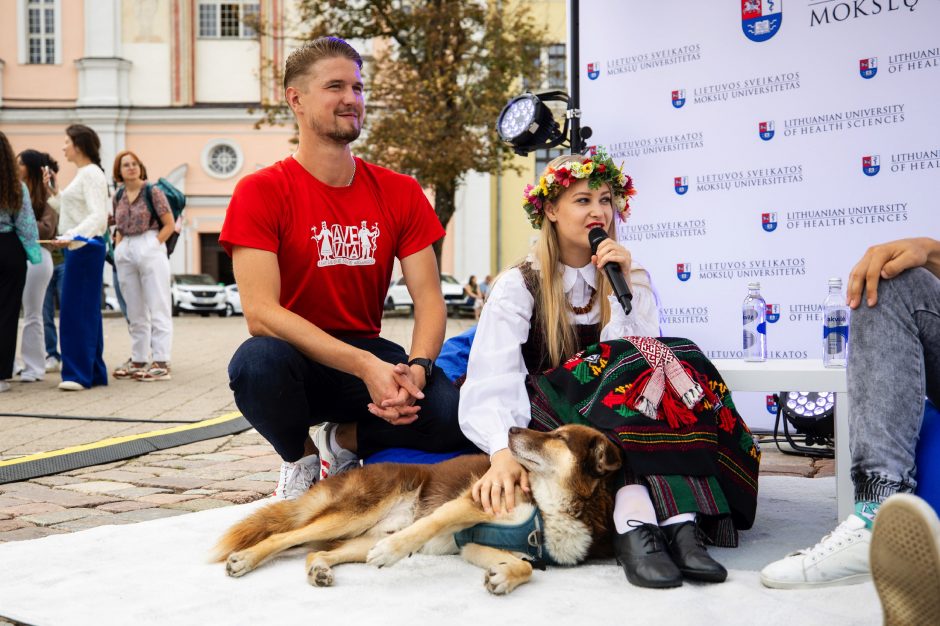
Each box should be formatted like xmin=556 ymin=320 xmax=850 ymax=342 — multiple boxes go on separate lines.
xmin=19 ymin=247 xmax=54 ymax=380
xmin=114 ymin=230 xmax=173 ymax=363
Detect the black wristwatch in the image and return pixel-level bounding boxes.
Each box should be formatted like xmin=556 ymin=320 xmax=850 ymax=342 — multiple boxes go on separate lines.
xmin=407 ymin=357 xmax=434 ymax=382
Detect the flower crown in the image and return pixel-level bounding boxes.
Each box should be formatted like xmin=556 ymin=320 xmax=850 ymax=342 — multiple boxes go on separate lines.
xmin=522 ymin=148 xmax=636 ymax=229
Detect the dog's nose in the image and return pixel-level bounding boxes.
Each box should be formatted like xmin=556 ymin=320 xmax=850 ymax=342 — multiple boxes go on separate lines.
xmin=509 ymin=426 xmax=522 ymax=435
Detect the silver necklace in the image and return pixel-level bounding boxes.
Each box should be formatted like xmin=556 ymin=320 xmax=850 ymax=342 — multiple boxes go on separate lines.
xmin=346 ymin=158 xmax=356 ymax=186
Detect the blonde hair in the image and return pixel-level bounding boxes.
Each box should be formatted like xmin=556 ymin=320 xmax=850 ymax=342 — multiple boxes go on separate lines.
xmin=534 ymin=154 xmax=613 ymax=367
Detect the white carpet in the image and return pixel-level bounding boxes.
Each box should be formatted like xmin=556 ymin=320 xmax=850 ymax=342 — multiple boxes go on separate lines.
xmin=0 ymin=476 xmax=881 ymax=626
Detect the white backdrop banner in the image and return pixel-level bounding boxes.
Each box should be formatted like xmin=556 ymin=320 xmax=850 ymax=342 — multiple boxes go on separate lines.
xmin=578 ymin=0 xmax=939 ymax=428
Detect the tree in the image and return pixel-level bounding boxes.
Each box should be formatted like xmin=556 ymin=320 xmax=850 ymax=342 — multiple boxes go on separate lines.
xmin=260 ymin=0 xmax=548 ymax=265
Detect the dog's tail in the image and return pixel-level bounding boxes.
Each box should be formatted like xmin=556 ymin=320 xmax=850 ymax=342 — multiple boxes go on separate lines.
xmin=210 ymin=498 xmax=302 ymax=562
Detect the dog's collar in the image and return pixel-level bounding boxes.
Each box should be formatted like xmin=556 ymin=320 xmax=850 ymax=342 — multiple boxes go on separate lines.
xmin=454 ymin=508 xmax=557 ymax=568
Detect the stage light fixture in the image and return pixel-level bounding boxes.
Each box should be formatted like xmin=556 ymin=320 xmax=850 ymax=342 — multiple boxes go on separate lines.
xmin=496 ymin=91 xmax=568 ymax=156
xmin=772 ymin=391 xmax=835 ymax=458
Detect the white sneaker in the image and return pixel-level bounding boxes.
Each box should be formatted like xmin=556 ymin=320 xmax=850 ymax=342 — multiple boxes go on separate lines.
xmin=871 ymin=494 xmax=940 ymax=626
xmin=273 ymin=453 xmax=320 ymax=500
xmin=58 ymin=380 xmax=87 ymax=391
xmin=0 ymin=381 xmax=10 ymax=393
xmin=312 ymin=422 xmax=360 ymax=481
xmin=45 ymin=357 xmax=61 ymax=373
xmin=760 ymin=514 xmax=872 ymax=588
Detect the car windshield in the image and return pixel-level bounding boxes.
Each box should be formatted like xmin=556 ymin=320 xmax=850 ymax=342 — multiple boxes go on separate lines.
xmin=176 ymin=274 xmax=217 ymax=286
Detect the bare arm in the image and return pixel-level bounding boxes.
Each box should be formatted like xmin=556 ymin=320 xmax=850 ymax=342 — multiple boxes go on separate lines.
xmin=233 ymin=246 xmax=422 ymax=421
xmin=400 ymin=246 xmax=447 ymax=386
xmin=156 ymin=211 xmax=175 ymax=245
xmin=846 ymin=237 xmax=940 ymax=308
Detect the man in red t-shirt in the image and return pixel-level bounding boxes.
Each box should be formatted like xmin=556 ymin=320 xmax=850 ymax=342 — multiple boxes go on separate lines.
xmin=221 ymin=37 xmax=474 ymax=500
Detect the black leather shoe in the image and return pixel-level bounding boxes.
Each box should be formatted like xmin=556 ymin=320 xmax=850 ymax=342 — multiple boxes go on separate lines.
xmin=661 ymin=521 xmax=728 ymax=583
xmin=613 ymin=522 xmax=683 ymax=588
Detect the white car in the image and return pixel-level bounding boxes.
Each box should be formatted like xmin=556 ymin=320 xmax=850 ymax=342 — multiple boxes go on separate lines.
xmin=171 ymin=274 xmax=226 ymax=317
xmin=385 ymin=274 xmax=471 ymax=315
xmin=224 ymin=284 xmax=242 ymax=317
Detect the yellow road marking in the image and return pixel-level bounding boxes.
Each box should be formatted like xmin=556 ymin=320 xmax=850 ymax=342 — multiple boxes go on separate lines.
xmin=0 ymin=412 xmax=244 ymax=466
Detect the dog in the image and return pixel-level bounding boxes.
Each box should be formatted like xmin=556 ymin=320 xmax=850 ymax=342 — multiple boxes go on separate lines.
xmin=212 ymin=424 xmax=621 ymax=594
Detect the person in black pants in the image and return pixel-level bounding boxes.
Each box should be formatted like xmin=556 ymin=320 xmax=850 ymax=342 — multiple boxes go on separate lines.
xmin=221 ymin=38 xmax=475 ymax=500
xmin=0 ymin=131 xmax=42 ymax=392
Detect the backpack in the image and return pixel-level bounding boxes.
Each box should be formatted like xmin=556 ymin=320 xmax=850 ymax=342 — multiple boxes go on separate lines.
xmin=115 ymin=178 xmax=186 ymax=257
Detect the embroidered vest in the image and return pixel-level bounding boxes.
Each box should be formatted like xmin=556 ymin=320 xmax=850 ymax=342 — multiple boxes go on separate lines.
xmin=517 ymin=261 xmax=601 ymax=374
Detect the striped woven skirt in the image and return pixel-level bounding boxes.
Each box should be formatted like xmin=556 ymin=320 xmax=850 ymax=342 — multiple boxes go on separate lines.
xmin=528 ymin=337 xmax=761 ymax=547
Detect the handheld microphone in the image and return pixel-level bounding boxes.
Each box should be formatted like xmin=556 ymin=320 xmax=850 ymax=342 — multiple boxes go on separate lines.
xmin=588 ymin=227 xmax=633 ymax=315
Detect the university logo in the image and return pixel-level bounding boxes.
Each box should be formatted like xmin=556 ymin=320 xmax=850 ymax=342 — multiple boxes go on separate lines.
xmin=759 ymin=120 xmax=775 ymax=141
xmin=765 ymin=303 xmax=781 ymax=323
xmin=862 ymin=155 xmax=881 ymax=176
xmin=762 ymin=212 xmax=778 ymax=232
xmin=671 ymin=89 xmax=686 ymax=109
xmin=676 ymin=263 xmax=692 ymax=282
xmin=311 ymin=221 xmax=381 ymax=267
xmin=674 ymin=176 xmax=689 ymax=195
xmin=859 ymin=57 xmax=878 ymax=79
xmin=742 ymin=0 xmax=783 ymax=43
xmin=587 ymin=62 xmax=600 ymax=81
xmin=766 ymin=394 xmax=779 ymax=415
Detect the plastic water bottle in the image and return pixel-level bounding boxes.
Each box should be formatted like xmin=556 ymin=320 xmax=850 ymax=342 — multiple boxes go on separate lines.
xmin=823 ymin=278 xmax=850 ymax=367
xmin=742 ymin=282 xmax=767 ymax=362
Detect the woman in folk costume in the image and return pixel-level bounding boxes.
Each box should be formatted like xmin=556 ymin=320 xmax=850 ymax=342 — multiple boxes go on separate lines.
xmin=458 ymin=150 xmax=760 ymax=589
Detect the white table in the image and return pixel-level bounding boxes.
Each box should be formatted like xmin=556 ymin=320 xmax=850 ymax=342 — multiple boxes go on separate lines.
xmin=711 ymin=359 xmax=851 ymax=519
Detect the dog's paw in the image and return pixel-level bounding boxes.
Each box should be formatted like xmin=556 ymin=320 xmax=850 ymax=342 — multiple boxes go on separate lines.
xmin=307 ymin=563 xmax=334 ymax=587
xmin=484 ymin=561 xmax=531 ymax=595
xmin=366 ymin=536 xmax=410 ymax=569
xmin=225 ymin=550 xmax=256 ymax=578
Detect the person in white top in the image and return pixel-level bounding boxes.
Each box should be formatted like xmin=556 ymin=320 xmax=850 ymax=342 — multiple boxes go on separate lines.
xmin=458 ymin=150 xmax=760 ymax=589
xmin=45 ymin=124 xmax=110 ymax=391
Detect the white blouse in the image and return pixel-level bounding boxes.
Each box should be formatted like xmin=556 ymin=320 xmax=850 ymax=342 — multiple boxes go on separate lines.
xmin=48 ymin=164 xmax=109 ymax=248
xmin=458 ymin=260 xmax=660 ymax=456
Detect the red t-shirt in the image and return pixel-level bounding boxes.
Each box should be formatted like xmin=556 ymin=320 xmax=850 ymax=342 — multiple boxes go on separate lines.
xmin=219 ymin=156 xmax=444 ymax=338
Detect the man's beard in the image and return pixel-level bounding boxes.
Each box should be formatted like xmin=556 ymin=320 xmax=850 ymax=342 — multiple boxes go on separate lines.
xmin=312 ymin=113 xmax=361 ymax=145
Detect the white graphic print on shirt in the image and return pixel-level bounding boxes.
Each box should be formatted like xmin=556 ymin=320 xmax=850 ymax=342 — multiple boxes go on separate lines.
xmin=310 ymin=221 xmax=381 ymax=267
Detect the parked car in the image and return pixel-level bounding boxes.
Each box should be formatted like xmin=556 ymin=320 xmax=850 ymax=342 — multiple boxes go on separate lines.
xmin=385 ymin=274 xmax=472 ymax=315
xmin=171 ymin=274 xmax=226 ymax=317
xmin=224 ymin=284 xmax=242 ymax=317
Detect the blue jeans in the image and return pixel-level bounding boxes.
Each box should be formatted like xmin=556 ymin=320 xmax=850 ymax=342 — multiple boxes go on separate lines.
xmin=850 ymin=267 xmax=940 ymax=503
xmin=228 ymin=335 xmax=476 ymax=462
xmin=43 ymin=262 xmax=65 ymax=359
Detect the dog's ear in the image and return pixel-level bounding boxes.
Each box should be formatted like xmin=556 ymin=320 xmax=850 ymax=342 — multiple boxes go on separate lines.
xmin=592 ymin=436 xmax=622 ymax=477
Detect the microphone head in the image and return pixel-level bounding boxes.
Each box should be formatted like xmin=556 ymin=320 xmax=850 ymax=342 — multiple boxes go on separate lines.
xmin=588 ymin=227 xmax=609 ymax=253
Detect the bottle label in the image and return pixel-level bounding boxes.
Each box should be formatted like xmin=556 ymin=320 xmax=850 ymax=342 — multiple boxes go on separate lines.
xmin=743 ymin=307 xmax=759 ymax=325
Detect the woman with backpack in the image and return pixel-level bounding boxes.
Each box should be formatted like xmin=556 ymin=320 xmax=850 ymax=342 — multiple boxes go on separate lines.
xmin=110 ymin=150 xmax=175 ymax=382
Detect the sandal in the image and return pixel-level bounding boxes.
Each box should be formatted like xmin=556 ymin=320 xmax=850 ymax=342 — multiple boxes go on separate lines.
xmin=135 ymin=362 xmax=172 ymax=382
xmin=114 ymin=359 xmax=147 ymax=380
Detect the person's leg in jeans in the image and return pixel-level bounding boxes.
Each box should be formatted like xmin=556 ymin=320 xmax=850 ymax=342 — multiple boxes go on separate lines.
xmin=43 ymin=262 xmax=64 ymax=361
xmin=851 ymin=266 xmax=940 ymax=503
xmin=761 ymin=267 xmax=940 ymax=589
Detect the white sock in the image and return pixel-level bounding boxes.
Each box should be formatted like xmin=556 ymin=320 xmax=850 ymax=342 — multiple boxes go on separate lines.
xmin=329 ymin=427 xmax=356 ymax=459
xmin=661 ymin=512 xmax=696 ymax=526
xmin=613 ymin=485 xmax=658 ymax=534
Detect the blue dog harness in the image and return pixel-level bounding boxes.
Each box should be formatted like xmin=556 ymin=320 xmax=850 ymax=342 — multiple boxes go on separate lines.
xmin=453 ymin=508 xmax=558 ymax=568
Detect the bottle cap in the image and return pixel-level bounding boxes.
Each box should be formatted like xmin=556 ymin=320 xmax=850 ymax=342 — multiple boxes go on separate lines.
xmin=828 ymin=277 xmax=842 ymax=288
xmin=748 ymin=282 xmax=760 ymax=290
